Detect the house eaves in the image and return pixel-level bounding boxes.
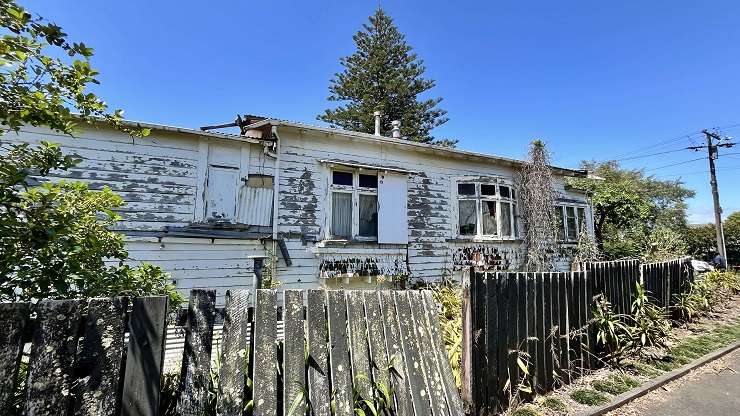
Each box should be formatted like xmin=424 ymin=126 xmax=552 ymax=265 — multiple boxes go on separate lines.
xmin=244 ymin=118 xmax=588 ymax=177
xmin=90 ymin=117 xmax=267 ymax=145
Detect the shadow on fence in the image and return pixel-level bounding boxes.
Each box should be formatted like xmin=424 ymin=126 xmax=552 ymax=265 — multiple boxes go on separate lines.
xmin=462 ymin=256 xmax=694 ymax=415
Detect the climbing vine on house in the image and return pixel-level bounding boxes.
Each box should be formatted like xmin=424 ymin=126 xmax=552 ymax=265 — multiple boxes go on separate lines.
xmin=516 ymin=140 xmax=559 ymax=271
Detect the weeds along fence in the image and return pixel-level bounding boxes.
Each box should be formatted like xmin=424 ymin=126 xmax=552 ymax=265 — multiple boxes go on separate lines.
xmin=461 ymin=256 xmax=695 ymax=415
xmin=0 ymin=289 xmax=462 ymax=416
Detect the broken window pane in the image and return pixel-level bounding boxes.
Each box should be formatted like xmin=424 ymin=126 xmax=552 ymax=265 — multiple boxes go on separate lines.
xmin=481 ymin=184 xmax=496 ymax=196
xmin=332 ymin=171 xmax=353 ymax=186
xmin=555 ymin=207 xmax=565 ymax=240
xmin=359 ymin=194 xmax=378 ymax=237
xmin=458 ymin=200 xmax=477 ymax=235
xmin=566 ymin=206 xmax=577 ymax=240
xmin=458 ymin=183 xmax=476 ymax=196
xmin=481 ymin=200 xmax=498 ymax=235
xmin=577 ymin=207 xmax=586 ymax=236
xmin=500 ymin=186 xmax=510 ymax=198
xmin=332 ymin=192 xmax=352 ymax=238
xmin=359 ymin=174 xmax=378 ymax=188
xmin=501 ymin=202 xmax=512 ymax=236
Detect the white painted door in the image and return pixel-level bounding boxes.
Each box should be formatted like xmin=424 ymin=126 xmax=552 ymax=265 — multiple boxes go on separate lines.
xmin=378 ymin=173 xmax=408 ymax=244
xmin=205 ymin=166 xmax=239 ymax=221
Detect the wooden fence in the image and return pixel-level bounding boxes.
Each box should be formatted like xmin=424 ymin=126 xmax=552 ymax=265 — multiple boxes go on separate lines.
xmin=0 ymin=289 xmax=462 ymax=416
xmin=583 ymin=259 xmax=640 ymax=316
xmin=462 ymin=257 xmax=696 ymax=414
xmin=642 ymin=257 xmax=694 ymax=308
xmin=463 ymin=271 xmax=592 ymax=414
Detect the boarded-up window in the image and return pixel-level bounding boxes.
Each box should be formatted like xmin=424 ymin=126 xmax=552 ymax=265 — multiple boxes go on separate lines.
xmin=377 ymin=173 xmax=407 ymax=244
xmin=206 ymin=166 xmax=239 ymax=221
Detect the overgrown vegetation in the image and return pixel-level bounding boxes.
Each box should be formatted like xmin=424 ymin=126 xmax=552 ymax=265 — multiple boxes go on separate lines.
xmin=431 ymin=283 xmax=463 ymax=388
xmin=569 ymin=388 xmax=608 ymax=406
xmin=685 ymin=211 xmax=739 ymax=264
xmin=517 ymin=140 xmax=558 ymax=271
xmin=0 ymin=1 xmax=180 ymax=305
xmin=566 ymin=161 xmax=695 ymax=260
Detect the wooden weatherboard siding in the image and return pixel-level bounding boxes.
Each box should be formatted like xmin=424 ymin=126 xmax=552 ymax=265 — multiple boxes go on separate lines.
xmin=276 ymin=127 xmax=591 ymax=287
xmin=1 ymin=289 xmax=460 ymax=415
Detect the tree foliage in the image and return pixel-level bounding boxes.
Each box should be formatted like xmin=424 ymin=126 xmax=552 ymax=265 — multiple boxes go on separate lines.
xmin=517 ymin=140 xmax=558 ymax=271
xmin=0 ymin=1 xmax=178 ymax=304
xmin=685 ymin=211 xmax=740 ymax=264
xmin=318 ymin=9 xmax=454 ymax=146
xmin=567 ymin=161 xmax=695 ymax=259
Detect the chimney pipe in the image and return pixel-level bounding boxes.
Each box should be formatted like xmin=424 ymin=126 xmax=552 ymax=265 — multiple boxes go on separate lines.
xmin=373 ymin=111 xmax=382 ymax=136
xmin=391 ymin=120 xmax=401 ymax=138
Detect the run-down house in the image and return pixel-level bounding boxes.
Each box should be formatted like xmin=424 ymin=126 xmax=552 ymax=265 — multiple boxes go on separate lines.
xmin=7 ymin=115 xmax=593 ymax=303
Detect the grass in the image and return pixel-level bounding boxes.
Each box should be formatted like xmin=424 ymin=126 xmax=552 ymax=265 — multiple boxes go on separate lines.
xmin=591 ymin=374 xmax=640 ymax=395
xmin=511 ymin=406 xmax=542 ymax=416
xmin=569 ymin=388 xmax=609 ymax=406
xmin=540 ymin=396 xmax=568 ymax=413
xmin=644 ymin=319 xmax=740 ymax=373
xmin=628 ymin=361 xmax=663 ymax=378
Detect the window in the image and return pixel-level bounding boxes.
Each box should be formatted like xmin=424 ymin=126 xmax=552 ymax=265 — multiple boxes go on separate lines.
xmin=555 ymin=204 xmax=589 ymax=241
xmin=456 ymin=182 xmax=517 ymax=238
xmin=330 ymin=170 xmax=378 ymax=239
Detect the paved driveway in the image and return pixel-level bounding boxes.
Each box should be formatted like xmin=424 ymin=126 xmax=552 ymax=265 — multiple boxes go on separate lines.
xmin=611 ymin=348 xmax=740 ymax=416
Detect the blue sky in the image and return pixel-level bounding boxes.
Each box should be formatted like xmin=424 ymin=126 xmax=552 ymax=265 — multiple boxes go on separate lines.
xmin=32 ymin=0 xmax=740 ymax=223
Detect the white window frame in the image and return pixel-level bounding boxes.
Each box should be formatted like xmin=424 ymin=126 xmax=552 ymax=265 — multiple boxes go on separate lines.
xmin=456 ymin=181 xmax=518 ymax=240
xmin=556 ymin=203 xmax=589 ymax=242
xmin=327 ymin=169 xmax=379 ymax=241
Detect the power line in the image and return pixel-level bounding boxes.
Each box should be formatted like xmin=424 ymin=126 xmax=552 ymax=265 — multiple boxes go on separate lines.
xmin=609 ymin=123 xmax=740 ymax=160
xmin=654 ymin=166 xmax=740 ymax=177
xmin=642 ymin=156 xmax=705 ymax=172
xmin=613 ymin=147 xmax=689 ymax=162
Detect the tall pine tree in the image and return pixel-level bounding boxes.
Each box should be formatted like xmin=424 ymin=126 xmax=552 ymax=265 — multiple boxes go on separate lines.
xmin=318 ymin=9 xmax=455 ymax=146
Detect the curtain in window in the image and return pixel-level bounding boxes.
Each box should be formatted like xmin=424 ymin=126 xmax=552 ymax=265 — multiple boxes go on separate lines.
xmin=501 ymin=202 xmax=512 ymax=236
xmin=459 ymin=200 xmax=477 ymax=235
xmin=482 ymin=200 xmax=498 ymax=235
xmin=332 ymin=192 xmax=352 ymax=238
xmin=359 ymin=194 xmax=378 ymax=237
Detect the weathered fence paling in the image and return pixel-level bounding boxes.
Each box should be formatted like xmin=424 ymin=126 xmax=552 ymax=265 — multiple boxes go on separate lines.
xmin=464 ymin=270 xmax=590 ymax=414
xmin=463 ymin=257 xmax=696 ymax=415
xmin=0 ymin=289 xmax=460 ymax=416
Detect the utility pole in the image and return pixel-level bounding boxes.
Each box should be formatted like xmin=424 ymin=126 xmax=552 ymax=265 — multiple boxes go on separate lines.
xmin=688 ymin=129 xmax=735 ymax=261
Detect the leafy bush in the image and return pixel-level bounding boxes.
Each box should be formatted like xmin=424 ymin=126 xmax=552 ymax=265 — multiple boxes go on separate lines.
xmin=431 ymin=283 xmax=463 ymax=389
xmin=569 ymin=388 xmax=609 ymax=406
xmin=630 ymin=284 xmax=671 ymax=352
xmin=592 ymin=295 xmax=632 ymax=364
xmin=0 ymin=142 xmax=182 ymax=306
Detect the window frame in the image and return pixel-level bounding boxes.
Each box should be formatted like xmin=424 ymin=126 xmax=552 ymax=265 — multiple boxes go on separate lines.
xmin=328 ymin=168 xmax=379 ymax=241
xmin=456 ymin=181 xmax=518 ymax=240
xmin=555 ymin=203 xmax=590 ymax=242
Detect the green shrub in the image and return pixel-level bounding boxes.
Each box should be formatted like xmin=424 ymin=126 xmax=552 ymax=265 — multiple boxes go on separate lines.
xmin=431 ymin=283 xmax=463 ymax=389
xmin=540 ymin=396 xmax=568 ymax=413
xmin=569 ymin=388 xmax=609 ymax=406
xmin=630 ymin=284 xmax=671 ymax=352
xmin=511 ymin=406 xmax=542 ymax=416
